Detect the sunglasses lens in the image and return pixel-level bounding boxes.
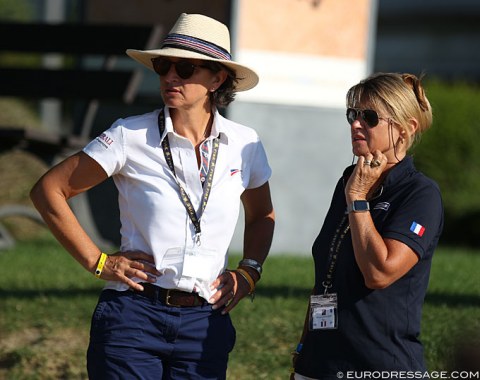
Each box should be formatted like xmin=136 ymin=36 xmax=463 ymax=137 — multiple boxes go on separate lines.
xmin=346 ymin=108 xmax=357 ymax=125
xmin=346 ymin=108 xmax=380 ymax=127
xmin=151 ymin=59 xmax=196 ymax=79
xmin=175 ymin=61 xmax=196 ymax=79
xmin=152 ymin=58 xmax=171 ymax=76
xmin=363 ymin=110 xmax=379 ymax=127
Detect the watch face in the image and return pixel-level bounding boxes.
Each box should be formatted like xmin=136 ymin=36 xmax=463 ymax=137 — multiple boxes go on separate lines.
xmin=353 ymin=200 xmax=370 ymax=212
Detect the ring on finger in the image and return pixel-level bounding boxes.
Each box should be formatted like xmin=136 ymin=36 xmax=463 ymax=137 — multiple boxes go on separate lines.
xmin=371 ymin=159 xmax=381 ymax=167
xmin=364 ymin=160 xmax=371 ymax=166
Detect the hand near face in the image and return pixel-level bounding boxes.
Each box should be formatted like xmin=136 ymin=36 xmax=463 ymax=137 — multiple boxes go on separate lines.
xmin=345 ymin=150 xmax=387 ymax=202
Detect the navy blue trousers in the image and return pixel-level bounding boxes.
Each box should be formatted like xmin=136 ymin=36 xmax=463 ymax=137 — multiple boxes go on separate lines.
xmin=87 ymin=289 xmax=236 ymax=379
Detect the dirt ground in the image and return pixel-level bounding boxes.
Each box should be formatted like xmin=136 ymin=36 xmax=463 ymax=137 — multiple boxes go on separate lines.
xmin=0 ymin=327 xmax=89 ymax=379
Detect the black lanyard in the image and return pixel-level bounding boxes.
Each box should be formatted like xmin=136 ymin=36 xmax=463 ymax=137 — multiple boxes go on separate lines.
xmin=322 ymin=214 xmax=350 ymax=294
xmin=157 ymin=110 xmax=220 ymax=245
xmin=321 ymin=175 xmax=384 ymax=294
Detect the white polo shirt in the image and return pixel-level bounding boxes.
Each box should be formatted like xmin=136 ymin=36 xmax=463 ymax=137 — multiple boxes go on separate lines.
xmin=83 ymin=107 xmax=271 ymax=301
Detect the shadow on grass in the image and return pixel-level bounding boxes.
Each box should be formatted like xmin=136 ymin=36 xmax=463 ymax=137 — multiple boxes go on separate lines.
xmin=0 ymin=285 xmax=312 ymax=300
xmin=256 ymin=286 xmax=312 ymax=299
xmin=260 ymin=287 xmax=480 ymax=307
xmin=425 ymin=291 xmax=480 ymax=307
xmin=0 ymin=287 xmax=102 ymax=299
xmin=2 ymin=287 xmax=480 ymax=308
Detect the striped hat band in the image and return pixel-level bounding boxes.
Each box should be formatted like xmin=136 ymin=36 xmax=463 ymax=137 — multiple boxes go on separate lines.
xmin=162 ymin=33 xmax=232 ymax=61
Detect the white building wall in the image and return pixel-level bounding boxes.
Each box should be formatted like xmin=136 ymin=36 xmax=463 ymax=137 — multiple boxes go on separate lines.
xmin=228 ymin=102 xmax=351 ymax=255
xmin=226 ymin=0 xmax=377 ymax=255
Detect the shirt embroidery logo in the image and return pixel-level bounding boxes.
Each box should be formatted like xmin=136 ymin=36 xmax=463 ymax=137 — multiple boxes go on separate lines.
xmin=230 ymin=169 xmax=241 ymax=176
xmin=96 ymin=133 xmax=114 ymax=149
xmin=373 ymin=202 xmax=390 ymax=211
xmin=410 ymin=221 xmax=426 ymax=237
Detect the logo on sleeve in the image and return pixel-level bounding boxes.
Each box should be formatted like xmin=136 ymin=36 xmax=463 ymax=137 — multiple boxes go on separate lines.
xmin=230 ymin=169 xmax=242 ymax=176
xmin=410 ymin=221 xmax=426 ymax=237
xmin=373 ymin=202 xmax=390 ymax=211
xmin=95 ymin=133 xmax=114 ymax=149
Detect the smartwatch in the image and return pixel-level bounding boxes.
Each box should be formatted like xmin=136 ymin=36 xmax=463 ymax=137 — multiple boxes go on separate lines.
xmin=347 ymin=200 xmax=370 ymax=213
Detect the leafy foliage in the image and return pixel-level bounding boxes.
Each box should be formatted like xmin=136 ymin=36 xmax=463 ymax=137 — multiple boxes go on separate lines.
xmin=412 ymin=80 xmax=480 ymax=247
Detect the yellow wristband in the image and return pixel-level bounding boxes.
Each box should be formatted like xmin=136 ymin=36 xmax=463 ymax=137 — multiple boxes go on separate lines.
xmin=94 ymin=252 xmax=108 ymax=278
xmin=236 ymin=268 xmax=255 ymax=294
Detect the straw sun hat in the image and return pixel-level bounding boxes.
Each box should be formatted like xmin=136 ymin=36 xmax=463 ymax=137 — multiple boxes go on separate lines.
xmin=126 ymin=13 xmax=259 ymax=91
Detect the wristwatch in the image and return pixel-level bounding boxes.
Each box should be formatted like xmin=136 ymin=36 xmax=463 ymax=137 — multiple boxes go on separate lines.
xmin=347 ymin=200 xmax=370 ymax=213
xmin=238 ymin=258 xmax=263 ymax=276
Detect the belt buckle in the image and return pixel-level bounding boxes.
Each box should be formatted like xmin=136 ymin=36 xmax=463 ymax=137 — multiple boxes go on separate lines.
xmin=165 ymin=289 xmax=181 ymax=307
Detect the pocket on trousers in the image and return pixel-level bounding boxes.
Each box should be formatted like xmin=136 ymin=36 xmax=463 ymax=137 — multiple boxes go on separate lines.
xmin=89 ymin=290 xmax=144 ymax=345
xmin=90 ymin=290 xmax=116 ymax=331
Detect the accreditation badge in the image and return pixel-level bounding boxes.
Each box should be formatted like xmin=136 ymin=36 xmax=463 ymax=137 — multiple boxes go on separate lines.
xmin=182 ymin=247 xmax=220 ymax=283
xmin=309 ymin=293 xmax=338 ymax=330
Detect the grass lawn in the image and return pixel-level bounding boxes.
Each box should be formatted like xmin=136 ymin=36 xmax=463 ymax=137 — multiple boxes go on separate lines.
xmin=0 ymin=238 xmax=479 ymax=379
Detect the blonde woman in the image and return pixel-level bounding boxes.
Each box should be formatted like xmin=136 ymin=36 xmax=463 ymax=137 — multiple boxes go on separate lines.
xmin=292 ymin=73 xmax=443 ymax=379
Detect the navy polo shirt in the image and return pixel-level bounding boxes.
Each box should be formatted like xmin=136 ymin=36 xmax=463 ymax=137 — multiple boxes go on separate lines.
xmin=296 ymin=156 xmax=444 ymax=378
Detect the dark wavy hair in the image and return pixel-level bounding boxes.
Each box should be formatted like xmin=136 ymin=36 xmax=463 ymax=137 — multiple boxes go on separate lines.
xmin=203 ymin=61 xmax=238 ymax=108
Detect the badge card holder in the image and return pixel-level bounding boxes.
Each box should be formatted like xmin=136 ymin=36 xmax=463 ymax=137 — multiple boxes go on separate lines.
xmin=310 ymin=215 xmax=349 ymax=330
xmin=309 ymin=293 xmax=338 ymax=330
xmin=182 ymin=247 xmax=219 ymax=283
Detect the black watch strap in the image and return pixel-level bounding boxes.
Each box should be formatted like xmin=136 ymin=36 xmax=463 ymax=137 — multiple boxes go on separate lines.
xmin=238 ymin=258 xmax=263 ymax=276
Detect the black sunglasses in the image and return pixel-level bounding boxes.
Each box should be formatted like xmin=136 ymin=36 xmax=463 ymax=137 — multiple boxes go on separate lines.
xmin=346 ymin=108 xmax=385 ymax=128
xmin=151 ymin=58 xmax=209 ymax=79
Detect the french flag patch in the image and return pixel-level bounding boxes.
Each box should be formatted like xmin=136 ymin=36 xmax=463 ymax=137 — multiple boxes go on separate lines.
xmin=410 ymin=221 xmax=426 ymax=237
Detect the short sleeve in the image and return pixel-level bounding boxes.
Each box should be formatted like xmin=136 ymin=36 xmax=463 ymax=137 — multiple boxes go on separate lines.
xmin=245 ymin=137 xmax=272 ymax=189
xmin=382 ymin=181 xmax=443 ymax=259
xmin=83 ymin=119 xmax=126 ymax=176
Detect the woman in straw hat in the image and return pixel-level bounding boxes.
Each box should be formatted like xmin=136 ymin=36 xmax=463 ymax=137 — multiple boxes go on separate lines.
xmin=31 ymin=13 xmax=275 ymax=379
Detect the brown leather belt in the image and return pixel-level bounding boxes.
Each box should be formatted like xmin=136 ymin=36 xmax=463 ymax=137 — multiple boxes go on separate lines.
xmin=132 ymin=283 xmax=206 ymax=307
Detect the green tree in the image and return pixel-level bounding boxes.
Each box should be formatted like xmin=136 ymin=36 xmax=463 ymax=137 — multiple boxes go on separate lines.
xmin=412 ymin=80 xmax=480 ymax=247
